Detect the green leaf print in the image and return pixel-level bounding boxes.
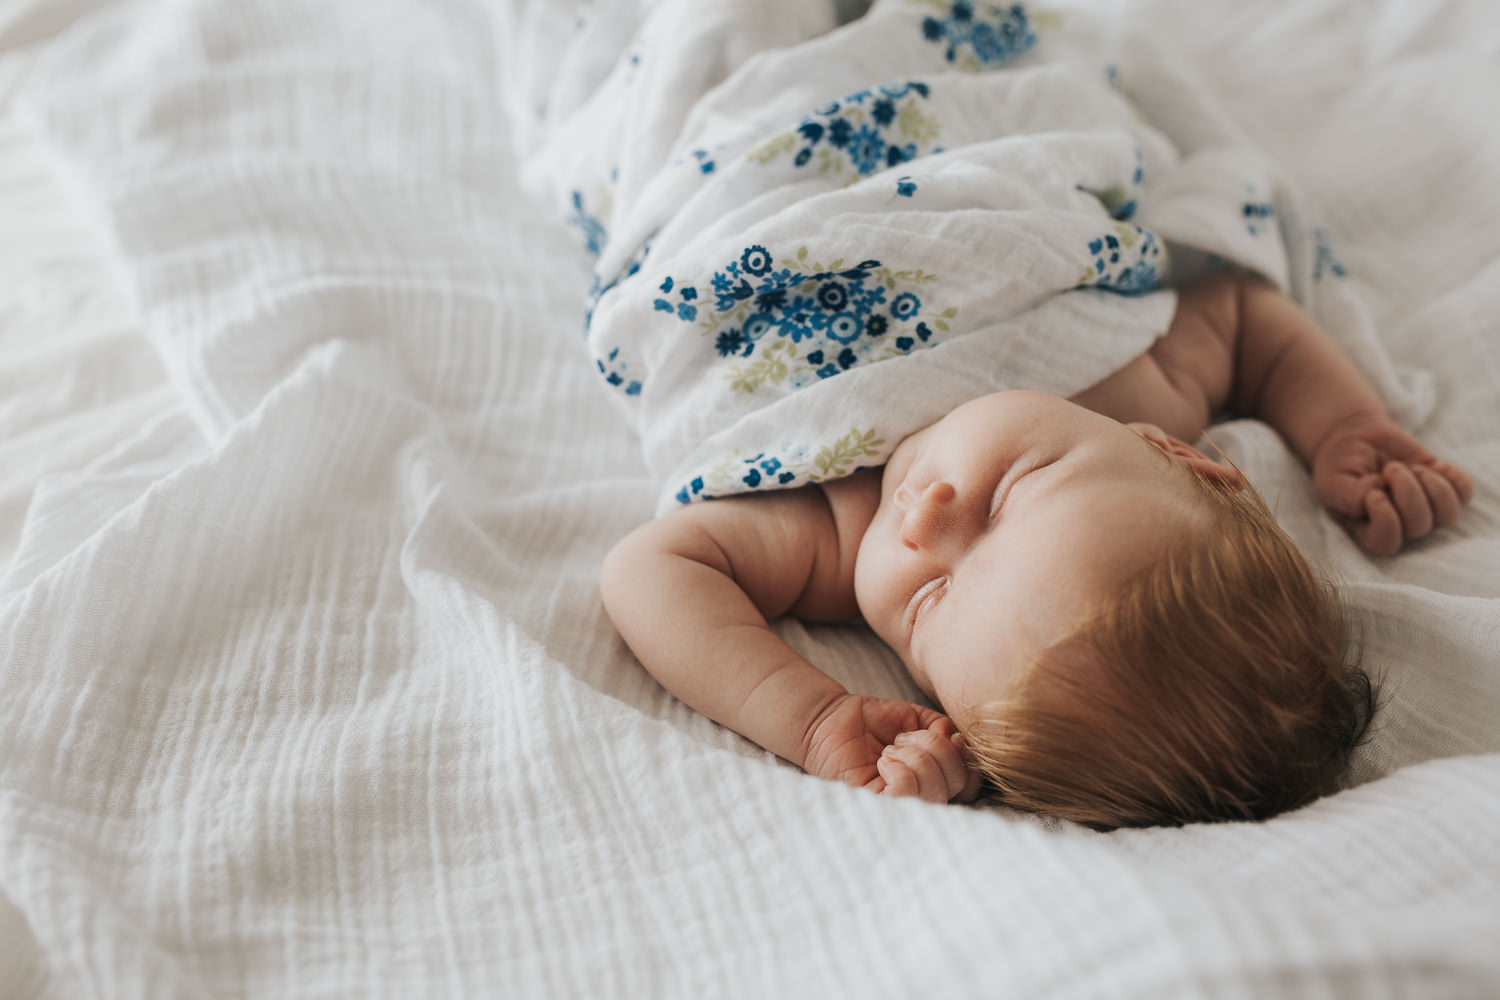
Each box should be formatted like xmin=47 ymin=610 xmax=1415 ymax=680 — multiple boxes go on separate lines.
xmin=813 ymin=427 xmax=886 ymax=478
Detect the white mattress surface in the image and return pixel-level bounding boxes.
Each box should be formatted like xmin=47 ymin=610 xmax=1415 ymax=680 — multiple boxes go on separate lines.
xmin=1 ymin=1 xmax=1498 ymax=996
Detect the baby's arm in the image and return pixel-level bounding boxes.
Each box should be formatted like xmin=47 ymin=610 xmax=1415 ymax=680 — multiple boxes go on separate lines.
xmin=600 ymin=488 xmax=976 ymax=802
xmin=1074 ymin=272 xmax=1473 ymax=554
xmin=1220 ymin=275 xmax=1473 ymax=554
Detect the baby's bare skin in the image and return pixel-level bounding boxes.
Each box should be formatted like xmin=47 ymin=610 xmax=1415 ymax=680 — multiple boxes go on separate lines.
xmin=601 ymin=273 xmax=1474 ymax=804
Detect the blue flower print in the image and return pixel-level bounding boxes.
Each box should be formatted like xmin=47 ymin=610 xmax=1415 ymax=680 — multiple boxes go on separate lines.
xmin=896 ymin=176 xmax=917 ymax=198
xmin=893 ymin=81 xmax=929 ymax=99
xmin=817 ymin=280 xmax=849 ymax=311
xmin=567 ymin=190 xmax=608 ymax=258
xmin=741 ymin=245 xmax=773 ymax=276
xmin=595 ymin=346 xmax=643 ymax=396
xmin=663 ymin=246 xmax=958 ymax=394
xmin=1243 ymin=200 xmax=1274 ymax=236
xmin=920 ymin=2 xmax=1036 ymax=67
xmin=847 ymin=125 xmax=886 ymax=174
xmin=1085 ymin=225 xmax=1163 ymax=295
xmin=713 ymin=274 xmax=755 ymax=313
xmin=680 ymin=286 xmax=697 ymax=301
xmin=743 ymin=468 xmax=762 ymax=487
xmin=756 ymin=287 xmax=788 ymax=312
xmin=759 ymin=81 xmax=941 ymax=183
xmin=969 ymin=21 xmax=1007 ymax=62
xmin=743 ymin=312 xmax=776 ymax=342
xmin=1312 ymin=227 xmax=1347 ymax=281
xmin=826 ymin=313 xmax=862 ymax=344
xmin=891 ymin=292 xmax=921 ymax=320
xmin=887 ymin=144 xmax=917 ymax=168
xmin=677 ymin=303 xmax=697 ymax=321
xmin=778 ymin=297 xmax=820 ymax=341
xmin=715 ymin=329 xmax=747 ymax=357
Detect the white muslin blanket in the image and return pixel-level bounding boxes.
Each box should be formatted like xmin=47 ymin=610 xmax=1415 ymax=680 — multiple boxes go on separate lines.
xmin=522 ymin=0 xmax=1425 ymax=512
xmin=4 ymin=0 xmax=1499 ymax=995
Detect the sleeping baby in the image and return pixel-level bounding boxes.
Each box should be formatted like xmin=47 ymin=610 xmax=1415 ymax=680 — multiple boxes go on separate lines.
xmin=601 ymin=271 xmax=1474 ymax=828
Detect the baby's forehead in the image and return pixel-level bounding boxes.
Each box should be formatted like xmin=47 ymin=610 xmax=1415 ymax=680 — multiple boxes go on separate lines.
xmin=932 ymin=489 xmax=1207 ymax=685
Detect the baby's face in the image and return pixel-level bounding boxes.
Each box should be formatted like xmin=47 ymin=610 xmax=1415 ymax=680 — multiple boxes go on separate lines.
xmin=854 ymin=391 xmax=1224 ymax=727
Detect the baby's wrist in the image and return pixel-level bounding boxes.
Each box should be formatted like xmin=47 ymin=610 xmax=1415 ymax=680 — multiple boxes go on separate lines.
xmin=1307 ymin=406 xmax=1388 ymax=467
xmin=792 ymin=688 xmax=852 ymax=772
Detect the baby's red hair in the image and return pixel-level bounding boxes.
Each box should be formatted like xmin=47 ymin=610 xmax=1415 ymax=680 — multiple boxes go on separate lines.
xmin=965 ymin=460 xmax=1375 ymax=829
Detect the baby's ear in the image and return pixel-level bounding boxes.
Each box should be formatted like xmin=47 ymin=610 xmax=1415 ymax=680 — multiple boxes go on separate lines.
xmin=1126 ymin=422 xmax=1246 ymax=490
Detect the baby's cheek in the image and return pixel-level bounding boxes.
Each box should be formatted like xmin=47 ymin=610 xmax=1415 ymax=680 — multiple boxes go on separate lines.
xmin=852 ymin=556 xmax=903 ymax=646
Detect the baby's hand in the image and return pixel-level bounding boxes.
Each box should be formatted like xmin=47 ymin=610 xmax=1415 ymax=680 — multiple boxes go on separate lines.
xmin=1311 ymin=412 xmax=1474 ymax=556
xmin=801 ymin=693 xmax=981 ymax=804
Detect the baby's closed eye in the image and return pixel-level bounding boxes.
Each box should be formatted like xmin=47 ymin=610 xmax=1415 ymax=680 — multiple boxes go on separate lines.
xmin=907 ymin=576 xmax=949 ymax=635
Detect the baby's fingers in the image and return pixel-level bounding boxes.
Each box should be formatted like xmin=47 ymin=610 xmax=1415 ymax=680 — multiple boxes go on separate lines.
xmin=884 ymin=731 xmax=972 ymax=803
xmin=875 ymin=747 xmax=920 ymax=800
xmin=1413 ymin=464 xmax=1463 ymax=529
xmin=1430 ymin=460 xmax=1475 ymax=506
xmin=1315 ymin=468 xmax=1385 ymax=520
xmin=1349 ymin=489 xmax=1403 ymax=556
xmin=1382 ymin=462 xmax=1432 ymax=538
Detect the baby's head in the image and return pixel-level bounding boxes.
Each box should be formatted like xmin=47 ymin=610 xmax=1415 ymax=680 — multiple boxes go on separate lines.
xmin=854 ymin=390 xmax=1373 ymax=828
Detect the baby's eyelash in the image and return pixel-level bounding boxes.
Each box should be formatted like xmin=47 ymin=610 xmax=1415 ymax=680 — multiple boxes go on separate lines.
xmin=990 ymin=456 xmax=1060 ymax=518
xmin=906 ymin=576 xmax=948 ymax=635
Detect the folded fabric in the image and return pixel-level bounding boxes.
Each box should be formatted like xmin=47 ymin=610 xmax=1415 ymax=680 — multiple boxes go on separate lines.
xmin=523 ymin=0 xmax=1422 ymax=513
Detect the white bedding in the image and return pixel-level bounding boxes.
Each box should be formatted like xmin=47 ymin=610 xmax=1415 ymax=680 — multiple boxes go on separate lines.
xmin=1 ymin=1 xmax=1497 ymax=996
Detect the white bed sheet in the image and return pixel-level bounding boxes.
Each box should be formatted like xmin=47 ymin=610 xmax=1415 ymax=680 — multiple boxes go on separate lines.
xmin=0 ymin=1 xmax=1497 ymax=997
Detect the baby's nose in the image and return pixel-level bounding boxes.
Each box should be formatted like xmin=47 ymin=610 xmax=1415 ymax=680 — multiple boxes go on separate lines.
xmin=898 ymin=480 xmax=958 ymax=552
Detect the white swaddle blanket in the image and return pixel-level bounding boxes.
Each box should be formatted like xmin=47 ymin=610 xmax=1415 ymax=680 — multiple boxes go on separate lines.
xmin=521 ymin=0 xmax=1426 ymax=512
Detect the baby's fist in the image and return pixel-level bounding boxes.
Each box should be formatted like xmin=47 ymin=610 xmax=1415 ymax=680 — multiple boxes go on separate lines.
xmin=1311 ymin=413 xmax=1474 ymax=556
xmin=877 ymin=726 xmax=982 ymax=805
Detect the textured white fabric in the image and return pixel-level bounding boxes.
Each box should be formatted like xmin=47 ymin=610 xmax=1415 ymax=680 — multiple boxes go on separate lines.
xmin=1 ymin=1 xmax=1498 ymax=997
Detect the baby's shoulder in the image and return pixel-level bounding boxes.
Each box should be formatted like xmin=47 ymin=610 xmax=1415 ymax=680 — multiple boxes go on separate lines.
xmin=791 ymin=467 xmax=881 ymax=620
xmin=815 ymin=466 xmax=883 ymax=542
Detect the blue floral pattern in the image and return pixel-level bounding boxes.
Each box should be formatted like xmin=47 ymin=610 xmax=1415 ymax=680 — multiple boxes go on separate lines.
xmin=1081 ymin=224 xmax=1163 ymax=295
xmin=673 ymin=427 xmax=886 ymax=504
xmin=584 ymin=239 xmax=652 ymax=337
xmin=688 ymin=148 xmax=716 ymax=174
xmin=566 ymin=190 xmax=608 ymax=258
xmin=596 ymin=347 xmax=642 ymax=396
xmin=1312 ymin=227 xmax=1348 ymax=281
xmin=653 ymin=244 xmax=957 ymax=394
xmin=918 ymin=1 xmax=1037 ymax=68
xmin=748 ymin=82 xmax=941 ymax=184
xmin=1243 ymin=198 xmax=1274 ymax=236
